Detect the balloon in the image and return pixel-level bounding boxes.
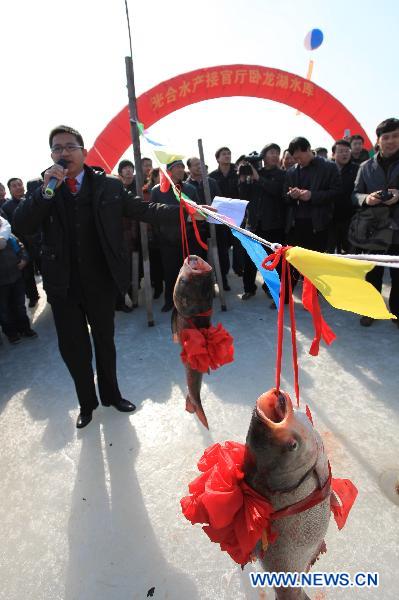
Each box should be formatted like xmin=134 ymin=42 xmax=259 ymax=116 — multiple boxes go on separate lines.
xmin=304 ymin=29 xmax=324 ymax=51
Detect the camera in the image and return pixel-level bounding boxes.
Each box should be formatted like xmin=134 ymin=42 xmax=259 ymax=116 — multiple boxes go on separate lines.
xmin=377 ymin=190 xmax=394 ymax=202
xmin=243 ymin=151 xmax=262 ymax=169
xmin=237 ymin=151 xmax=262 ymax=178
xmin=238 ymin=163 xmax=253 ymax=177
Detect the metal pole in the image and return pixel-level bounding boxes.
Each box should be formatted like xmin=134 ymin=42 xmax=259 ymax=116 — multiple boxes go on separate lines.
xmin=125 ymin=55 xmax=154 ymax=326
xmin=197 ymin=139 xmax=227 ymax=311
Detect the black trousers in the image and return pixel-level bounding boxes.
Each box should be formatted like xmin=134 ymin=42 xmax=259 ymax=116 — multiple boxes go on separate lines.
xmin=160 ymin=245 xmax=184 ymax=306
xmin=216 ymin=225 xmax=231 ymax=284
xmin=0 ymin=277 xmax=30 ymax=337
xmin=326 ymin=219 xmax=351 ymax=254
xmin=23 ymin=261 xmax=39 ymax=302
xmin=243 ymin=228 xmax=284 ymax=293
xmin=149 ymin=246 xmax=163 ymax=293
xmin=287 ymin=219 xmax=329 ymax=290
xmin=50 ymin=288 xmax=122 ymax=414
xmin=365 ymin=243 xmax=399 ymax=318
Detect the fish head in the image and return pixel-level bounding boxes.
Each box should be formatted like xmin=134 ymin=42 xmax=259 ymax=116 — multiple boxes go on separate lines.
xmin=173 ymin=255 xmax=213 ymax=317
xmin=244 ymin=388 xmax=319 ymax=494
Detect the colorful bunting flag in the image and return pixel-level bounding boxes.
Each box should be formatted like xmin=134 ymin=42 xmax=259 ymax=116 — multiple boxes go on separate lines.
xmin=286 ymin=247 xmax=394 ymax=319
xmin=232 ymin=231 xmax=280 ymax=307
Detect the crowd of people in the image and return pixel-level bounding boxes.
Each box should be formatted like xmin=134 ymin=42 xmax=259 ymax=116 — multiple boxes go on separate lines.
xmin=1 ymin=119 xmax=398 ymax=426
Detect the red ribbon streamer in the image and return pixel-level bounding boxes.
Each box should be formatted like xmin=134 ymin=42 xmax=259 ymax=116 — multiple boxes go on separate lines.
xmin=302 ymin=277 xmax=337 ymax=356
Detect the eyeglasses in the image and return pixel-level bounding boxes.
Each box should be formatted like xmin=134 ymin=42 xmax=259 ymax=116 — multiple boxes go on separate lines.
xmin=51 ymin=144 xmax=83 ymax=154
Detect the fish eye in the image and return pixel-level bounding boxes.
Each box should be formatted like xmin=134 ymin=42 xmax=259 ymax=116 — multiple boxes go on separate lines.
xmin=287 ymin=440 xmax=298 ymax=452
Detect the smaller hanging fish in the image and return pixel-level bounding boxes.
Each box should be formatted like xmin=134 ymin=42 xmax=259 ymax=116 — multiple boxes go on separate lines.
xmin=172 ymin=255 xmax=234 ymax=429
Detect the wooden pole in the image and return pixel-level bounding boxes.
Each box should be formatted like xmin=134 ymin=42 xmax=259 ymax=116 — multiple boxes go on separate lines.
xmin=197 ymin=139 xmax=227 ymax=311
xmin=125 ymin=56 xmax=154 ymax=326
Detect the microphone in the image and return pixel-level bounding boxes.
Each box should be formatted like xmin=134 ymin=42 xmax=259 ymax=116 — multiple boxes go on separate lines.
xmin=44 ymin=158 xmax=68 ymax=198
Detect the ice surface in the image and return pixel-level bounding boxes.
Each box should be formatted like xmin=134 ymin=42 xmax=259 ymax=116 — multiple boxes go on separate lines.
xmin=1 ymin=273 xmax=398 ymax=599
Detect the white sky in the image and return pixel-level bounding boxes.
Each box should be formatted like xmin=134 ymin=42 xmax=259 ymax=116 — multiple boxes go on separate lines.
xmin=1 ymin=0 xmax=398 ymax=185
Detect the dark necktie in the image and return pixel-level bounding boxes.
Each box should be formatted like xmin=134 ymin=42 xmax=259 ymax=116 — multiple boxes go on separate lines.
xmin=65 ymin=177 xmax=78 ymax=194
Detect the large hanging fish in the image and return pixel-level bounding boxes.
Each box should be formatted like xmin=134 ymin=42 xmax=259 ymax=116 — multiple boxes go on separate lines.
xmin=244 ymin=388 xmax=332 ymax=599
xmin=172 ymin=255 xmax=234 ymax=429
xmin=181 ymin=388 xmax=357 ymax=600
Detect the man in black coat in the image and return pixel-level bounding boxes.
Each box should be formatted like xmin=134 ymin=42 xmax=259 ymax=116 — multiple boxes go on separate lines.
xmin=14 ymin=125 xmax=207 ymax=428
xmin=328 ymin=139 xmax=359 ymax=254
xmin=352 ymin=118 xmax=399 ymax=327
xmin=285 ymin=137 xmax=341 ymax=252
xmin=3 ymin=177 xmax=41 ymax=307
xmin=237 ymin=144 xmax=285 ymax=300
xmin=209 ymin=146 xmax=242 ymax=288
xmin=150 ymin=159 xmax=202 ymax=312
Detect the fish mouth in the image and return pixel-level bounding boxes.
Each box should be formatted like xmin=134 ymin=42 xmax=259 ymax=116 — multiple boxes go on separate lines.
xmin=185 ymin=255 xmax=212 ymax=274
xmin=255 ymin=389 xmax=293 ymax=428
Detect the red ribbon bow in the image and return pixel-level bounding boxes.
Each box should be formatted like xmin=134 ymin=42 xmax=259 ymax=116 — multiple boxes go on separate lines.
xmin=181 ymin=441 xmax=358 ymax=566
xmin=180 ymin=324 xmax=234 ymax=373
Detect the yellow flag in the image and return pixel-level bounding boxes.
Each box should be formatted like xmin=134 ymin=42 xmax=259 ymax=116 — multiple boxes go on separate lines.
xmin=286 ymin=247 xmax=395 ymax=319
xmin=154 ymin=150 xmax=185 ymax=165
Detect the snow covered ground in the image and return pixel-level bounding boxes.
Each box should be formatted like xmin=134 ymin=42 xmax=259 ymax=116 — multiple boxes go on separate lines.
xmin=1 ymin=272 xmax=398 ymax=600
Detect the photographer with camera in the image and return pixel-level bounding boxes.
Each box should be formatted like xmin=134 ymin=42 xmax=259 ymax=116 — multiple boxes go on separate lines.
xmin=351 ymin=118 xmax=399 ymax=327
xmin=237 ymin=144 xmax=285 ymax=301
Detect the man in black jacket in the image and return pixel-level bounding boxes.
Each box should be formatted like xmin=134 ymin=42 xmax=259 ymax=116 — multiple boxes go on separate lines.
xmin=328 ymin=139 xmax=359 ymax=254
xmin=14 ymin=125 xmax=207 ymax=428
xmin=209 ymin=147 xmax=241 ymax=288
xmin=238 ymin=144 xmax=285 ymax=300
xmin=150 ymin=159 xmax=201 ymax=312
xmin=352 ymin=118 xmax=399 ymax=327
xmin=285 ymin=137 xmax=341 ymax=252
xmin=3 ymin=177 xmax=41 ymax=307
xmin=350 ymin=135 xmax=370 ymax=165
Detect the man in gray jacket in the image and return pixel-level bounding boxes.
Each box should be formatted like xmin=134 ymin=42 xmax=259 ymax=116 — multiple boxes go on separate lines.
xmin=352 ymin=118 xmax=399 ymax=327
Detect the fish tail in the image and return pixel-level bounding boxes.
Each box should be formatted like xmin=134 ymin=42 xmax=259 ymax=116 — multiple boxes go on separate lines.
xmin=195 ymin=404 xmax=209 ymax=430
xmin=185 ymin=395 xmax=209 ymax=429
xmin=185 ymin=396 xmax=196 ymax=414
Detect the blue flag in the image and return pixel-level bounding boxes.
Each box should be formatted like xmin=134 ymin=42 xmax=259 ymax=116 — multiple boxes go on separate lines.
xmin=232 ymin=230 xmax=280 ymax=307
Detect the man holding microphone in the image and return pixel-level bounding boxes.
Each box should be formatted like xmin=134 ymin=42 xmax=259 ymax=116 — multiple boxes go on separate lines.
xmin=15 ymin=125 xmax=209 ymax=428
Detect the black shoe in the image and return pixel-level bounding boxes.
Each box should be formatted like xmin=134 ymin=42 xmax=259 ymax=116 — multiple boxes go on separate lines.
xmin=391 ymin=318 xmax=399 ymax=328
xmin=234 ymin=269 xmax=243 ymax=277
xmin=269 ymin=301 xmax=277 ymax=310
xmin=102 ymin=398 xmax=136 ymax=412
xmin=28 ymin=297 xmax=39 ymax=308
xmin=241 ymin=291 xmax=256 ymax=301
xmin=360 ymin=316 xmax=374 ymax=327
xmin=76 ymin=411 xmax=93 ymax=428
xmin=116 ymin=304 xmax=133 ymax=313
xmin=161 ymin=302 xmax=174 ymax=312
xmin=7 ymin=333 xmax=21 ymax=344
xmin=153 ymin=287 xmax=163 ymax=299
xmin=21 ymin=329 xmax=38 ymax=339
xmin=222 ymin=279 xmax=231 ymax=291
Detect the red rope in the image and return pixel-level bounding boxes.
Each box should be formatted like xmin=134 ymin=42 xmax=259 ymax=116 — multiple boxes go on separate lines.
xmin=262 ymin=246 xmax=299 ymax=406
xmin=176 ymin=186 xmax=208 ymax=259
xmin=262 ymin=246 xmax=337 ymax=407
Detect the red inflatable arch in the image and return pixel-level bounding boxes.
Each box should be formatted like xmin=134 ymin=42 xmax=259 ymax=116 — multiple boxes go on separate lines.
xmin=86 ymin=64 xmax=372 ymax=172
